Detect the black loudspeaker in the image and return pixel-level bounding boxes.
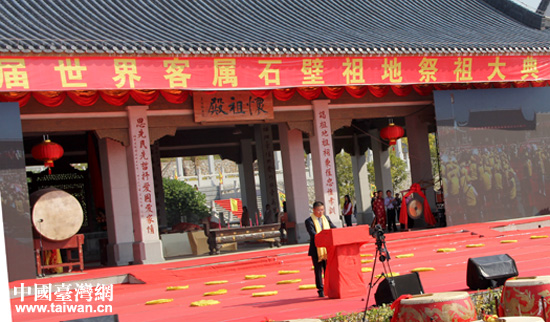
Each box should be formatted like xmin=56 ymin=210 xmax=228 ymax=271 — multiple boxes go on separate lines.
xmin=467 ymin=254 xmax=518 ymax=290
xmin=375 ymin=272 xmax=424 ymax=305
xmin=62 ymin=315 xmax=119 ymax=322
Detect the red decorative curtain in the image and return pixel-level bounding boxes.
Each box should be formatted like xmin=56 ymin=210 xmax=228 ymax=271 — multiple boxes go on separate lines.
xmin=368 ymin=85 xmax=390 ymax=98
xmin=33 ymin=91 xmax=67 ymax=107
xmin=1 ymin=82 xmax=549 ymax=108
xmin=273 ymin=88 xmax=295 ymax=101
xmin=67 ymin=91 xmax=100 ymax=106
xmin=412 ymin=84 xmax=433 ymax=96
xmin=345 ymin=86 xmax=369 ymax=98
xmin=391 ymin=85 xmax=412 ymax=97
xmin=322 ymin=86 xmax=345 ymax=99
xmin=296 ymin=87 xmax=322 ymax=100
xmin=249 ymin=90 xmax=272 ymax=99
xmin=99 ymin=90 xmax=130 ymax=106
xmin=0 ymin=91 xmax=31 ymax=106
xmin=472 ymin=83 xmax=491 ymax=89
xmin=160 ymin=90 xmax=190 ymax=104
xmin=130 ymin=90 xmax=160 ymax=105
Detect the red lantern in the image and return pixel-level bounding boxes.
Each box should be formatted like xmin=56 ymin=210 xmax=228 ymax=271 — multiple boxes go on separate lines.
xmin=31 ymin=139 xmax=64 ymax=171
xmin=380 ymin=123 xmax=405 ymax=146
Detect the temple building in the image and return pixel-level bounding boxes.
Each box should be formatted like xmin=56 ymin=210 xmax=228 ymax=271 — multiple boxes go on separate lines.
xmin=1 ymin=0 xmax=550 ymax=281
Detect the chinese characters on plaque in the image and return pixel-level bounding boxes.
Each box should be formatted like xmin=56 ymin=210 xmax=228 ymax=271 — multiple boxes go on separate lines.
xmin=193 ymin=91 xmax=274 ymax=123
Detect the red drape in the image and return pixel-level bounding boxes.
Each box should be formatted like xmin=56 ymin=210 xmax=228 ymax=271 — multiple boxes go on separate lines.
xmin=297 ymin=87 xmax=322 ymax=100
xmin=412 ymin=84 xmax=433 ymax=96
xmin=3 ymin=82 xmax=550 ymax=108
xmin=472 ymin=82 xmax=491 ymax=89
xmin=160 ymin=90 xmax=190 ymax=104
xmin=433 ymin=83 xmax=453 ymax=90
xmin=391 ymin=85 xmax=412 ymax=97
xmin=513 ymin=81 xmax=530 ymax=88
xmin=249 ymin=90 xmax=272 ymax=99
xmin=322 ymin=86 xmax=345 ymax=99
xmin=493 ymin=82 xmax=512 ymax=88
xmin=368 ymin=85 xmax=390 ymax=98
xmin=99 ymin=90 xmax=130 ymax=106
xmin=33 ymin=91 xmax=67 ymax=107
xmin=452 ymin=83 xmax=470 ymax=90
xmin=399 ymin=183 xmax=436 ymax=229
xmin=273 ymin=88 xmax=295 ymax=101
xmin=0 ymin=92 xmax=31 ymax=107
xmin=530 ymin=80 xmax=548 ymax=87
xmin=130 ymin=90 xmax=160 ymax=105
xmin=345 ymin=86 xmax=369 ymax=98
xmin=67 ymin=91 xmax=100 ymax=106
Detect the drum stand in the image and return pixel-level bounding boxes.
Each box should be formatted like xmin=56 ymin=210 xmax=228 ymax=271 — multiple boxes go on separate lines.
xmin=362 ymin=225 xmax=395 ymax=322
xmin=37 ymin=219 xmax=45 ymax=277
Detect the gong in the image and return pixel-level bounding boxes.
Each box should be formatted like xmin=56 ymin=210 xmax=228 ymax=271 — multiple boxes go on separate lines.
xmin=30 ymin=187 xmax=84 ymax=241
xmin=407 ymin=196 xmax=424 ymax=220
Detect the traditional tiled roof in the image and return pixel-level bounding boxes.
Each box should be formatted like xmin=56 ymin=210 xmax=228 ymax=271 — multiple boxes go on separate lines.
xmin=1 ymin=0 xmax=550 ymax=56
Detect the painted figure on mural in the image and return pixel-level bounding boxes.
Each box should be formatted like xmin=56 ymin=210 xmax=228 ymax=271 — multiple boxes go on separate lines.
xmin=305 ymin=201 xmax=336 ymax=297
xmin=342 ymin=195 xmax=353 ymax=227
xmin=372 ymin=190 xmax=386 ymax=230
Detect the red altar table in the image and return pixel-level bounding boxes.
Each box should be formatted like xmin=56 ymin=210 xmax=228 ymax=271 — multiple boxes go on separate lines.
xmin=316 ymin=225 xmax=373 ymax=299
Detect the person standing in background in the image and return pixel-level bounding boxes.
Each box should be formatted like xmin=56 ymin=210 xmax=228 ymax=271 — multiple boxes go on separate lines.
xmin=342 ymin=195 xmax=353 ymax=227
xmin=241 ymin=206 xmax=250 ymax=227
xmin=385 ymin=190 xmax=398 ymax=232
xmin=394 ymin=193 xmax=402 ymax=229
xmin=372 ymin=191 xmax=386 ymax=230
xmin=263 ymin=204 xmax=274 ymax=224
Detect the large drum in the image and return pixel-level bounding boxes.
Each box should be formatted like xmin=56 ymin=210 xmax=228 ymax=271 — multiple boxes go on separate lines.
xmin=30 ymin=187 xmax=84 ymax=241
xmin=501 ymin=276 xmax=550 ymax=318
xmin=392 ymin=292 xmax=477 ymax=322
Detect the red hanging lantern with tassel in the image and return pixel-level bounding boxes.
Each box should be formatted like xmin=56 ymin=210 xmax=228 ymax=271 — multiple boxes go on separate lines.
xmin=380 ymin=122 xmax=405 ymax=146
xmin=31 ymin=136 xmax=64 ymax=174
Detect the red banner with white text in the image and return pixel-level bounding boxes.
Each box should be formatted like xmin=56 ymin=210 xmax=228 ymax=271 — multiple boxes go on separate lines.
xmin=0 ymin=55 xmax=548 ymax=91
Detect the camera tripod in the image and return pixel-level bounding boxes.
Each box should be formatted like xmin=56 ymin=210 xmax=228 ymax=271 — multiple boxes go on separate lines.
xmin=362 ymin=225 xmax=396 ymax=322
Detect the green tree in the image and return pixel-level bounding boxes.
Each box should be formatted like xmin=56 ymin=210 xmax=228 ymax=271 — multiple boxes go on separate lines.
xmin=163 ymin=178 xmax=210 ymax=226
xmin=335 ymin=148 xmax=409 ymax=202
xmin=366 ymin=148 xmax=409 ymax=191
xmin=335 ymin=151 xmax=354 ymax=202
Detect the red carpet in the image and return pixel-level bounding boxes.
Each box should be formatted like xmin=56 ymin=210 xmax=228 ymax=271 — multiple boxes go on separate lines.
xmin=10 ymin=215 xmax=550 ymax=322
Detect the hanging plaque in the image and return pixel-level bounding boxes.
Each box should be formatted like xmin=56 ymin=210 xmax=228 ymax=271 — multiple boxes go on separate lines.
xmin=193 ymin=91 xmax=273 ymax=123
